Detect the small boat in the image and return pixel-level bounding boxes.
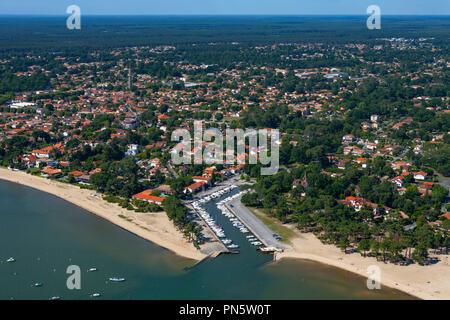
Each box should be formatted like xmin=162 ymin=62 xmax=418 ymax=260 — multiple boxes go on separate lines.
xmin=50 ymin=296 xmax=61 ymax=300
xmin=34 ymin=283 xmax=43 ymax=287
xmin=227 ymin=244 xmax=239 ymax=249
xmin=6 ymin=257 xmax=15 ymax=263
xmin=88 ymin=268 xmax=97 ymax=272
xmin=109 ymin=277 xmax=125 ymax=282
xmin=91 ymin=293 xmax=101 ymax=297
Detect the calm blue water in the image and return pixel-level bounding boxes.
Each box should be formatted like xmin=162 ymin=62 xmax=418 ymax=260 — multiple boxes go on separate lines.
xmin=0 ymin=180 xmax=413 ymax=300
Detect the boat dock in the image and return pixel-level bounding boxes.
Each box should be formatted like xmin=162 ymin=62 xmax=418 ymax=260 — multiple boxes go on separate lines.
xmin=188 ymin=185 xmax=242 ymax=254
xmin=186 ymin=203 xmax=230 ymax=254
xmin=224 ymin=194 xmax=287 ymax=251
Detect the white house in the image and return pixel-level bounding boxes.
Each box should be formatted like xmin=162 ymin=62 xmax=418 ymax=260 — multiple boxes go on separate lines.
xmin=126 ymin=144 xmax=139 ymax=157
xmin=391 ymin=176 xmax=405 ymax=188
xmin=10 ymin=101 xmax=37 ymax=109
xmin=413 ymin=171 xmax=427 ymax=180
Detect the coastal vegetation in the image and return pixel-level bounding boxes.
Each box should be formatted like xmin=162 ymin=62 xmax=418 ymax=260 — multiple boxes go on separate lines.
xmin=242 ymin=165 xmax=449 ymax=265
xmin=162 ymin=197 xmax=203 ymax=247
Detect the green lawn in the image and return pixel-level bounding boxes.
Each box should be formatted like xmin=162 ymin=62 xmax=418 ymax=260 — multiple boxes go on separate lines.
xmin=247 ymin=206 xmax=296 ymax=244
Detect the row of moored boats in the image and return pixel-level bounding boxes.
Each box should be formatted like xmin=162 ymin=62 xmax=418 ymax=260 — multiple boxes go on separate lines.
xmin=218 ymin=191 xmax=263 ymax=247
xmin=193 ymin=185 xmax=240 ymax=250
xmin=197 ymin=185 xmax=238 ymax=204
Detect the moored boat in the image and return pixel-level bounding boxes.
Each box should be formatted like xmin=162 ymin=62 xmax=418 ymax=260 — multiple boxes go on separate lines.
xmin=109 ymin=277 xmax=125 ymax=282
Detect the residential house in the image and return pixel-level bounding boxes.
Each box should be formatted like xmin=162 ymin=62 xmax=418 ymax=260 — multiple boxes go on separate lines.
xmin=184 ymin=181 xmax=208 ymax=193
xmin=132 ymin=189 xmax=167 ymax=205
xmin=413 ymin=171 xmax=427 ymax=180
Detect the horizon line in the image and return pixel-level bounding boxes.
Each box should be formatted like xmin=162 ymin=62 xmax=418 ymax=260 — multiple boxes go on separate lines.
xmin=1 ymin=13 xmax=450 ymax=17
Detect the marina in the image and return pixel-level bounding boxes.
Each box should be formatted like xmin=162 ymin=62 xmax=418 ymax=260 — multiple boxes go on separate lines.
xmin=225 ymin=193 xmax=287 ymax=251
xmin=192 ymin=185 xmax=284 ymax=254
xmin=192 ymin=185 xmax=240 ymax=252
xmin=216 ymin=190 xmax=266 ymax=250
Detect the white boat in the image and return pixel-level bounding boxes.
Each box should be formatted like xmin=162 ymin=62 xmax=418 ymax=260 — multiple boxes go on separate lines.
xmin=6 ymin=257 xmax=15 ymax=263
xmin=227 ymin=244 xmax=239 ymax=249
xmin=91 ymin=293 xmax=101 ymax=297
xmin=88 ymin=267 xmax=97 ymax=272
xmin=50 ymin=296 xmax=61 ymax=300
xmin=109 ymin=277 xmax=125 ymax=282
xmin=258 ymin=246 xmax=282 ymax=253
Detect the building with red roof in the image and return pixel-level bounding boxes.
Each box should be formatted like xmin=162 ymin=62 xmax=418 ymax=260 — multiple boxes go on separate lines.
xmin=132 ymin=190 xmax=167 ymax=205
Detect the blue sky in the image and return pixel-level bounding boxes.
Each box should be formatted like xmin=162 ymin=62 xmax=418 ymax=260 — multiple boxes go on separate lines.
xmin=0 ymin=0 xmax=448 ymax=15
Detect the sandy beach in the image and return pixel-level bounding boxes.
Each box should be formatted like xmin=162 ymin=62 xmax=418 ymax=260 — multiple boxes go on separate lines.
xmin=2 ymin=167 xmax=448 ymax=299
xmin=0 ymin=168 xmax=206 ymax=261
xmin=274 ymin=226 xmax=450 ymax=300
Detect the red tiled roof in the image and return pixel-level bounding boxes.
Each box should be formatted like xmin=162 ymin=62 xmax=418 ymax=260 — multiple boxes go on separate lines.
xmin=132 ymin=190 xmax=166 ymax=203
xmin=192 ymin=176 xmax=211 ymax=181
xmin=186 ymin=181 xmax=207 ymax=190
xmin=68 ymin=171 xmax=85 ymax=176
xmin=41 ymin=168 xmax=61 ymax=175
xmin=439 ymin=213 xmax=450 ymax=220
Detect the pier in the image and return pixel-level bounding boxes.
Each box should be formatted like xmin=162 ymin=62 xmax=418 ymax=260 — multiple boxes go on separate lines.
xmin=224 ymin=194 xmax=287 ymax=251
xmin=186 ymin=203 xmax=230 ymax=255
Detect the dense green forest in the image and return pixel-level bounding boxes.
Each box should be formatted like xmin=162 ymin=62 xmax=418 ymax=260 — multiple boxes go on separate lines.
xmin=0 ymin=16 xmax=449 ymax=49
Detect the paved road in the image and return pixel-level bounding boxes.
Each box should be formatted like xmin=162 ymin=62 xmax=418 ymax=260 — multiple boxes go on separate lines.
xmin=391 ymin=147 xmax=409 ymax=162
xmin=226 ymin=195 xmax=288 ymax=250
xmin=437 ymin=175 xmax=450 ymax=191
xmin=436 ymin=175 xmax=450 ymax=213
xmin=167 ymin=163 xmax=179 ymax=179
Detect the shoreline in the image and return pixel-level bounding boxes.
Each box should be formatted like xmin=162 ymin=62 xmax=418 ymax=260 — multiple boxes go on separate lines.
xmin=272 ymin=228 xmax=449 ymax=300
xmin=0 ymin=168 xmax=207 ymax=262
xmin=1 ymin=167 xmax=448 ymax=299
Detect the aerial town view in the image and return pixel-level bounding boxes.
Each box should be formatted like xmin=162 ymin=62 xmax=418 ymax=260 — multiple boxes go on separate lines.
xmin=0 ymin=0 xmax=448 ymax=310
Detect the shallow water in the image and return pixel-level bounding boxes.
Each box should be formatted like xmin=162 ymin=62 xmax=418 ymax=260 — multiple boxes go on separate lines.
xmin=0 ymin=180 xmax=414 ymax=300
